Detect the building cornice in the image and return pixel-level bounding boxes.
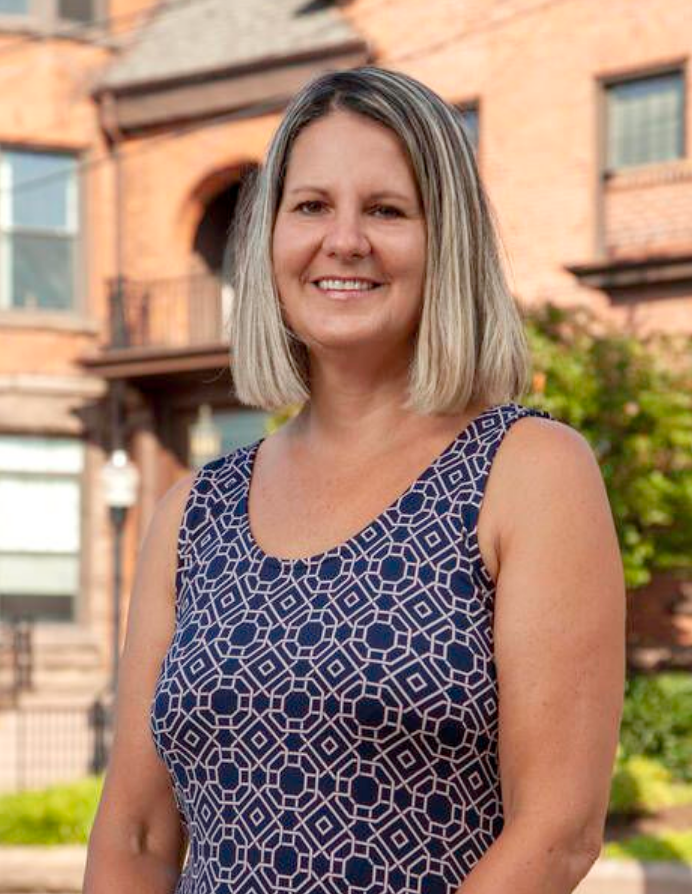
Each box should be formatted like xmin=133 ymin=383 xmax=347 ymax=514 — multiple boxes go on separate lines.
xmin=95 ymin=41 xmax=371 ymax=137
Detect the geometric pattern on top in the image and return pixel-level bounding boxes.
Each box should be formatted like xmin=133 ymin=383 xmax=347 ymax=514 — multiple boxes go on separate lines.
xmin=150 ymin=401 xmax=554 ymax=893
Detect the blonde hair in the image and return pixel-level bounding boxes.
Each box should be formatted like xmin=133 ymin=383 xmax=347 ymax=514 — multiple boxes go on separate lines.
xmin=228 ymin=66 xmax=532 ymax=414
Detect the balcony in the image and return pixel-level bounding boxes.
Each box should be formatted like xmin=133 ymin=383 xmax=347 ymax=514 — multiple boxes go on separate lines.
xmin=81 ymin=274 xmax=232 ymax=382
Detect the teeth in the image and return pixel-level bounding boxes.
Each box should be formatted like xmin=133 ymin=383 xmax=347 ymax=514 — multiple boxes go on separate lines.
xmin=316 ymin=279 xmax=378 ymax=291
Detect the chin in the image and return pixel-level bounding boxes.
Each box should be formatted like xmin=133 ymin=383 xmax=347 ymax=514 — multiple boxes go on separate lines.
xmin=301 ymin=324 xmax=387 ymax=352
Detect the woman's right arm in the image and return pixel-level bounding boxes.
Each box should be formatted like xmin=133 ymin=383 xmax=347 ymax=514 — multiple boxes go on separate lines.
xmin=83 ymin=469 xmax=198 ymax=894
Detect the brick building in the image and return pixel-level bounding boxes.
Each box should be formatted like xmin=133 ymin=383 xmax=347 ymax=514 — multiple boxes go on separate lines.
xmin=0 ymin=0 xmax=690 ymax=724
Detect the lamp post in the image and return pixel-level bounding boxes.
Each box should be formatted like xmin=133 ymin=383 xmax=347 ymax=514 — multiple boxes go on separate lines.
xmin=101 ymin=448 xmax=139 ymax=695
xmin=189 ymin=403 xmax=222 ymax=468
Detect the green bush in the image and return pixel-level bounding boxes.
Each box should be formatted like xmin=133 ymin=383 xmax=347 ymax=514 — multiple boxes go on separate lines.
xmin=610 ymin=752 xmax=692 ymax=815
xmin=0 ymin=774 xmax=103 ymax=845
xmin=524 ymin=302 xmax=692 ymax=589
xmin=616 ymin=672 xmax=692 ymax=784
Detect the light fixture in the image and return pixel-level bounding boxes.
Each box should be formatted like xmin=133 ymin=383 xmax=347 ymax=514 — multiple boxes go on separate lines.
xmin=189 ymin=403 xmax=222 ymax=468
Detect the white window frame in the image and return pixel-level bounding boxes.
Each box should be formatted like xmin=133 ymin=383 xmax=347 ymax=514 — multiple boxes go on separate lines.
xmin=0 ymin=436 xmax=84 ymax=624
xmin=0 ymin=145 xmax=81 ymax=313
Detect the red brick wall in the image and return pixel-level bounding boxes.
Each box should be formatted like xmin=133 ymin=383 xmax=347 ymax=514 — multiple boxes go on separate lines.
xmin=0 ymin=36 xmax=116 ymax=373
xmin=118 ymin=114 xmax=279 ymax=281
xmin=605 ymin=160 xmax=692 ymax=258
xmin=343 ymin=0 xmax=692 ymax=336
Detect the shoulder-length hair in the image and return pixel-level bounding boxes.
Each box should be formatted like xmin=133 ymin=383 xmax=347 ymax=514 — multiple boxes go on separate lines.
xmin=228 ymin=65 xmax=532 ymax=415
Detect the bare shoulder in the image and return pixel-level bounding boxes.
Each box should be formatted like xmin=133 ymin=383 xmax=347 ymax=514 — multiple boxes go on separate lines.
xmin=484 ymin=415 xmax=610 ymax=557
xmin=152 ymin=469 xmax=198 ymax=537
xmin=163 ymin=468 xmax=199 ymax=511
xmin=139 ymin=469 xmax=199 ymax=592
xmin=495 ymin=414 xmax=603 ymax=494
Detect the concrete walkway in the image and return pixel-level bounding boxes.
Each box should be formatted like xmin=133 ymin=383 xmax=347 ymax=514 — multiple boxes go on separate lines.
xmin=1 ymin=846 xmax=691 ymax=893
xmin=0 ymin=845 xmax=86 ymax=893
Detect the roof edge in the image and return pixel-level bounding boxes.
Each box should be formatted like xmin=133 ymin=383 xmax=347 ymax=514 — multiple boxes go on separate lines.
xmin=94 ymin=37 xmax=371 ymax=98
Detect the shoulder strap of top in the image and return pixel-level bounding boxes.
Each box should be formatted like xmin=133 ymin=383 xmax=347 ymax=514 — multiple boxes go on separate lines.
xmin=174 ymin=444 xmax=256 ymax=620
xmin=455 ymin=402 xmax=554 ymax=595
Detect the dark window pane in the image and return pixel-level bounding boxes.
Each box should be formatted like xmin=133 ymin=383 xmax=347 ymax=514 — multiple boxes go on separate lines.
xmin=5 ymin=151 xmax=76 ymax=232
xmin=0 ymin=0 xmax=29 ymax=13
xmin=5 ymin=233 xmax=75 ymax=310
xmin=460 ymin=107 xmax=479 ymax=151
xmin=207 ymin=409 xmax=270 ymax=456
xmin=607 ymin=72 xmax=684 ymax=170
xmin=58 ymin=0 xmax=94 ymax=22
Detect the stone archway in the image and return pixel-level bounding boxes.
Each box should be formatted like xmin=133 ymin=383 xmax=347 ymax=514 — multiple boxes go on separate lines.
xmin=188 ymin=173 xmax=250 ymax=344
xmin=193 ymin=179 xmax=243 ymax=276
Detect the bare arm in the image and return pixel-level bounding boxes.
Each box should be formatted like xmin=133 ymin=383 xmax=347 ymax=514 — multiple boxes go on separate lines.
xmin=456 ymin=418 xmax=626 ymax=893
xmin=83 ymin=470 xmax=198 ymax=894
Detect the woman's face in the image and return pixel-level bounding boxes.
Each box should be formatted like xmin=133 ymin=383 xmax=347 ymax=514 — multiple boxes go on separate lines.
xmin=272 ymin=110 xmax=427 ymax=358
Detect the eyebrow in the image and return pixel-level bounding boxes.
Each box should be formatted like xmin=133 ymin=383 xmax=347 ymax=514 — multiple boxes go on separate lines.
xmin=286 ymin=186 xmax=416 ymax=203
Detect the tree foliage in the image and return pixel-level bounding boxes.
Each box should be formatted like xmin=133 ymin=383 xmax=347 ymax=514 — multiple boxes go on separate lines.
xmin=523 ymin=302 xmax=692 ymax=588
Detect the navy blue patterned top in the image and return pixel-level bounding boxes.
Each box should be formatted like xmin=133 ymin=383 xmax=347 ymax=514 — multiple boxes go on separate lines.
xmin=150 ymin=401 xmax=553 ymax=894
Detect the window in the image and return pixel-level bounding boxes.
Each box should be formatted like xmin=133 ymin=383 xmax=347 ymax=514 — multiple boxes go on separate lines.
xmin=605 ymin=71 xmax=685 ymax=171
xmin=459 ymin=105 xmax=479 ymax=151
xmin=0 ymin=149 xmax=79 ymax=312
xmin=213 ymin=410 xmax=271 ymax=455
xmin=58 ymin=0 xmax=95 ymax=23
xmin=0 ymin=436 xmax=84 ymax=623
xmin=0 ymin=0 xmax=96 ymax=22
xmin=187 ymin=409 xmax=270 ymax=468
xmin=0 ymin=1 xmax=29 ymax=13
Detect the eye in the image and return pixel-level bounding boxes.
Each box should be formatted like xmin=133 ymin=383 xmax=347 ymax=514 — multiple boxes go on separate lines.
xmin=370 ymin=204 xmax=404 ymax=218
xmin=295 ymin=200 xmax=326 ymax=215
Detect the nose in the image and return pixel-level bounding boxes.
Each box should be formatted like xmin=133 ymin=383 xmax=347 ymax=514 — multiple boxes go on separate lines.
xmin=321 ymin=208 xmax=371 ymax=259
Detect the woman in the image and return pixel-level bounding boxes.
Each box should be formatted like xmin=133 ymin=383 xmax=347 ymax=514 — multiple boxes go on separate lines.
xmin=84 ymin=67 xmax=625 ymax=894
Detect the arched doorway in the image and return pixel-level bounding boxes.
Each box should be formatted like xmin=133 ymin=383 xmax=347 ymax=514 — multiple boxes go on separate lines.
xmin=188 ymin=175 xmax=248 ymax=344
xmin=193 ymin=179 xmax=243 ymax=276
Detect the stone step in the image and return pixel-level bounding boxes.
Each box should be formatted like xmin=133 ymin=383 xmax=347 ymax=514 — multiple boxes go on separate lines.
xmin=31 ymin=648 xmax=103 ymax=671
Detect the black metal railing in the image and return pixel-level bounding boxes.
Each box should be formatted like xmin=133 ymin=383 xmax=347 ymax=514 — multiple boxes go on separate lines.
xmin=0 ymin=698 xmax=112 ymax=792
xmin=0 ymin=619 xmax=113 ymax=792
xmin=0 ymin=617 xmax=34 ymax=707
xmin=108 ymin=273 xmax=230 ymax=350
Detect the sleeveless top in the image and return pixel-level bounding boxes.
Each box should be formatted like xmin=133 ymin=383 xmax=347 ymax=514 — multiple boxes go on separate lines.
xmin=150 ymin=401 xmax=553 ymax=894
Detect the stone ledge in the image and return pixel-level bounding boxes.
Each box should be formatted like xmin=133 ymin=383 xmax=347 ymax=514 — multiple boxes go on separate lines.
xmin=577 ymin=858 xmax=692 ymax=894
xmin=0 ymin=845 xmax=86 ymax=893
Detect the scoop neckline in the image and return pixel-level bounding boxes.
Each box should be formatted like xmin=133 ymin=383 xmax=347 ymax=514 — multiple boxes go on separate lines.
xmin=241 ymin=401 xmax=514 ymax=568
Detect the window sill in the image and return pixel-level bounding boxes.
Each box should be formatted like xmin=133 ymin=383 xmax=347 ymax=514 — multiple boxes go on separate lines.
xmin=603 ymin=158 xmax=692 ymax=190
xmin=566 ymin=250 xmax=692 ymax=289
xmin=0 ymin=310 xmax=101 ymax=334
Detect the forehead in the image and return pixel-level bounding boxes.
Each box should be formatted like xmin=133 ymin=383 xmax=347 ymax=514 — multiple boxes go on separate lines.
xmin=284 ymin=110 xmax=418 ymax=190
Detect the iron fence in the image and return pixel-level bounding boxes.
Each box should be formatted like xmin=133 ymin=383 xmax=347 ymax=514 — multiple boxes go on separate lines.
xmin=0 ymin=698 xmax=112 ymax=793
xmin=0 ymin=620 xmax=112 ymax=792
xmin=0 ymin=617 xmax=33 ymax=708
xmin=108 ymin=273 xmax=230 ymax=350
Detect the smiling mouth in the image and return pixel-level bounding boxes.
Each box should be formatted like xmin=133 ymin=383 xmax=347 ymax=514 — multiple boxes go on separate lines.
xmin=311 ymin=277 xmax=384 ymax=298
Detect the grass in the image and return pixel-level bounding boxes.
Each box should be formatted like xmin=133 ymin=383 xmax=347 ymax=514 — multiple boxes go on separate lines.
xmin=603 ymin=831 xmax=692 ymax=864
xmin=0 ymin=774 xmax=103 ymax=845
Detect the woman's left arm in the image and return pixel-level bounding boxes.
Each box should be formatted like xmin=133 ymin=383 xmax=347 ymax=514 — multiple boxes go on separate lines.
xmin=456 ymin=418 xmax=626 ymax=894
